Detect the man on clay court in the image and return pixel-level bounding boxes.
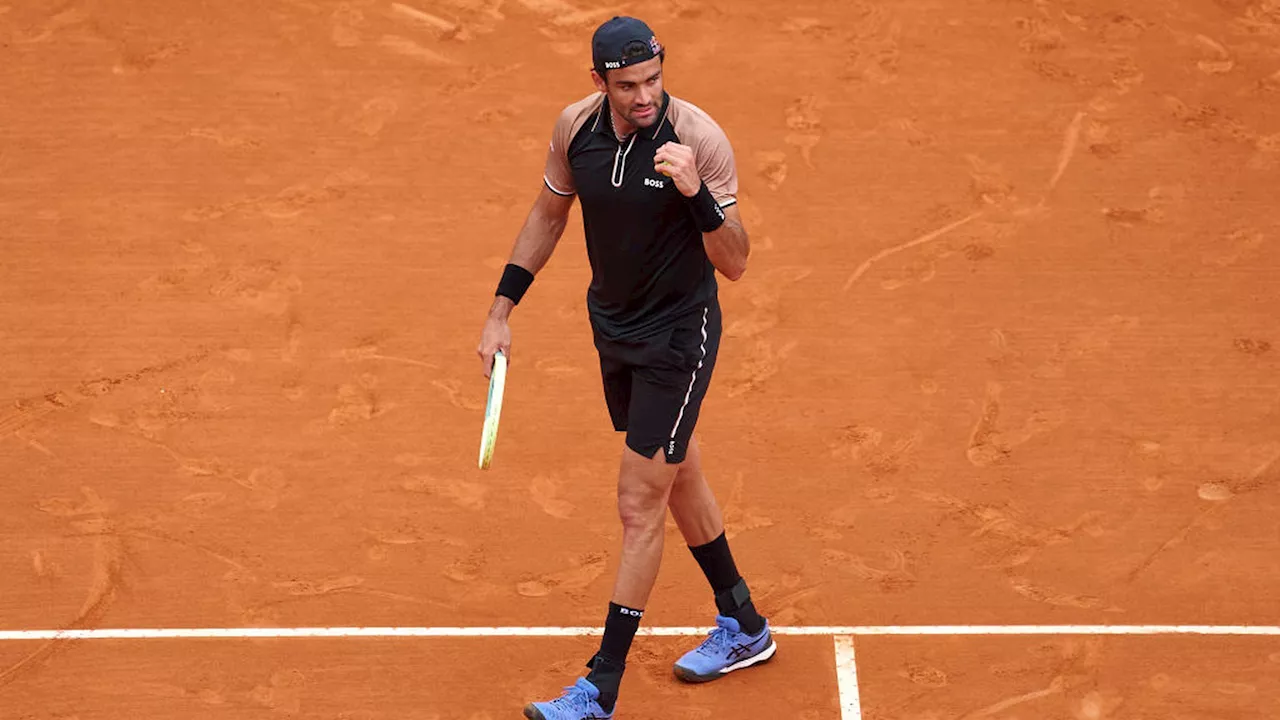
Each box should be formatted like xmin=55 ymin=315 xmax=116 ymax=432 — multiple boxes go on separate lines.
xmin=476 ymin=16 xmax=774 ymax=719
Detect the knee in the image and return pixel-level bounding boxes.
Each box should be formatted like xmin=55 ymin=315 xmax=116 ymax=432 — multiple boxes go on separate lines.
xmin=616 ymin=486 xmax=665 ymax=533
xmin=616 ymin=463 xmax=675 ymax=533
xmin=616 ymin=444 xmax=681 ymax=531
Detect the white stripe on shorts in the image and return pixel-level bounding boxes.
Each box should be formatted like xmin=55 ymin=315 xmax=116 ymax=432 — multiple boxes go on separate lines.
xmin=668 ymin=306 xmax=709 ymax=453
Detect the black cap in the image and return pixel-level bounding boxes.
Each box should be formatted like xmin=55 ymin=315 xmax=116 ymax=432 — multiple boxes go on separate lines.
xmin=592 ymin=16 xmax=663 ymax=75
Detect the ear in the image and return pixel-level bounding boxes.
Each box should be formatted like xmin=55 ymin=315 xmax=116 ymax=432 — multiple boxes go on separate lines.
xmin=590 ymin=69 xmax=607 ymax=93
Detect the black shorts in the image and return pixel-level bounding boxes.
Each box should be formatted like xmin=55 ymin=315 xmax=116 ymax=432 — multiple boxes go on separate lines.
xmin=592 ymin=301 xmax=722 ymax=464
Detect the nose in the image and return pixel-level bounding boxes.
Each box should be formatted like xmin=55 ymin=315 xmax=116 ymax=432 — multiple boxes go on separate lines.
xmin=636 ymin=86 xmax=654 ymax=106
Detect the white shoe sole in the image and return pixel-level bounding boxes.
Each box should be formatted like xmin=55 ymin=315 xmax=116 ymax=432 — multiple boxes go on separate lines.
xmin=674 ymin=639 xmax=777 ymax=683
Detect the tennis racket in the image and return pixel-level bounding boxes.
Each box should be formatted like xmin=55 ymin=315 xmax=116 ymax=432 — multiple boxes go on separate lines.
xmin=477 ymin=349 xmax=507 ymax=470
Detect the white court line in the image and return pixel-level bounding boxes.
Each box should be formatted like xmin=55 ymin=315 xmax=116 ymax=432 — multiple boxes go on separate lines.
xmin=2 ymin=625 xmax=1280 ymax=641
xmin=834 ymin=635 xmax=862 ymax=720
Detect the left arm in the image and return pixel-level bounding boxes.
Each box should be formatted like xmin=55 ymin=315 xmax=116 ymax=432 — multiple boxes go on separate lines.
xmin=655 ymin=142 xmax=751 ymax=281
xmin=700 ymin=204 xmax=749 ymax=281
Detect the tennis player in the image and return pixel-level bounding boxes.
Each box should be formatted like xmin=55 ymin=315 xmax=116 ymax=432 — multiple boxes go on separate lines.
xmin=476 ymin=16 xmax=775 ymax=719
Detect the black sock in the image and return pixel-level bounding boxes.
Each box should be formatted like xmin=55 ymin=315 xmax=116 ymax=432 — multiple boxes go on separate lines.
xmin=689 ymin=531 xmax=766 ymax=635
xmin=585 ymin=602 xmax=642 ymax=712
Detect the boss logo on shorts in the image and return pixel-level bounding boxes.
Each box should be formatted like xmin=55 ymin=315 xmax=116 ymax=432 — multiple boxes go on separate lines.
xmin=644 ymin=177 xmax=665 ymax=189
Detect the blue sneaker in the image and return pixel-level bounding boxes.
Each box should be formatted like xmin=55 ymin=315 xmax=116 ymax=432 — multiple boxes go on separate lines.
xmin=673 ymin=615 xmax=776 ymax=683
xmin=523 ymin=677 xmax=614 ymax=720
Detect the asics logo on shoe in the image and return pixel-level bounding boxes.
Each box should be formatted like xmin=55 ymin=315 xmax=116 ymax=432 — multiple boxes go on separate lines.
xmin=727 ymin=635 xmax=766 ymax=660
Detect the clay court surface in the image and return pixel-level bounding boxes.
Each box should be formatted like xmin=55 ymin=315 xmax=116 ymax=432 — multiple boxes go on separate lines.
xmin=3 ymin=0 xmax=1279 ymax=717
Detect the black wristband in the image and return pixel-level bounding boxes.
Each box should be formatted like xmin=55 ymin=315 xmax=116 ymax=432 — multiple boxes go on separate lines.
xmin=686 ymin=182 xmax=726 ymax=234
xmin=495 ymin=263 xmax=534 ymax=305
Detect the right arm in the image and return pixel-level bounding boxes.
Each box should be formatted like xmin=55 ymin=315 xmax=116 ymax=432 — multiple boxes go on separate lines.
xmin=476 ymin=185 xmax=575 ymax=376
xmin=505 ymin=185 xmax=576 ymax=283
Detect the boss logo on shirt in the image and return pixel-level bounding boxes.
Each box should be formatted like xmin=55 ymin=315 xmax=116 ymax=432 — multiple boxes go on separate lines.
xmin=644 ymin=177 xmax=665 ymax=189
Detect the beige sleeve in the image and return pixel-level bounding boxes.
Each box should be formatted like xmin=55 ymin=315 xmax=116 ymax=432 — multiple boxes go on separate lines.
xmin=694 ymin=122 xmax=739 ymax=208
xmin=671 ymin=100 xmax=739 ymax=208
xmin=543 ymin=107 xmax=577 ymax=196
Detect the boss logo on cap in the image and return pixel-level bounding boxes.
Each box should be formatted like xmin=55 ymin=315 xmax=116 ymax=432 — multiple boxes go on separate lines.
xmin=604 ymin=61 xmax=621 ymax=68
xmin=649 ymin=35 xmax=661 ymax=53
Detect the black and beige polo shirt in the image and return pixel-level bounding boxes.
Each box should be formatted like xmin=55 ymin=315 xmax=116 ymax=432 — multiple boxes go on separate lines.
xmin=543 ymin=91 xmax=739 ymax=342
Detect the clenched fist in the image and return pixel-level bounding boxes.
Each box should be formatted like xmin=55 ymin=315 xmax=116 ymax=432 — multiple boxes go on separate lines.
xmin=653 ymin=142 xmax=701 ymax=198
